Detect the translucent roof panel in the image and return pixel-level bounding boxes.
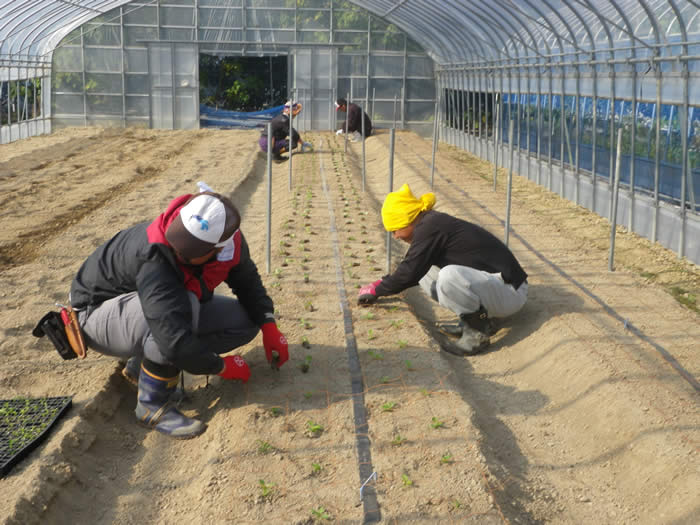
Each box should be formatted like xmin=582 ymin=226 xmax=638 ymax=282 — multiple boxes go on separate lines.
xmin=1 ymin=0 xmax=698 ymax=65
xmin=0 ymin=1 xmax=132 ymax=59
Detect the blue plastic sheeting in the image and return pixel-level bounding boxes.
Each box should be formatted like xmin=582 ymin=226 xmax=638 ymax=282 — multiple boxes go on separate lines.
xmin=199 ymin=104 xmax=284 ymax=129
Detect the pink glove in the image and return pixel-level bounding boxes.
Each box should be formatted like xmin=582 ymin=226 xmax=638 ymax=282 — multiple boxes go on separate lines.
xmin=261 ymin=322 xmax=289 ymax=369
xmin=218 ymin=355 xmax=250 ymax=382
xmin=358 ymin=279 xmax=382 ymax=305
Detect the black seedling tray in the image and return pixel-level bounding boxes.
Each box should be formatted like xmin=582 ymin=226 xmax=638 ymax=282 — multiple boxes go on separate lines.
xmin=0 ymin=396 xmax=72 ymax=477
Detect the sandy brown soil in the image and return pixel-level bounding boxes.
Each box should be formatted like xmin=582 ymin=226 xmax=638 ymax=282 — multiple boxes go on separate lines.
xmin=0 ymin=127 xmax=698 ymax=524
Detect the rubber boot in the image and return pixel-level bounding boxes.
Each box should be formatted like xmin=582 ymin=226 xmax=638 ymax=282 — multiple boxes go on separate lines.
xmin=121 ymin=355 xmax=141 ymax=388
xmin=134 ymin=362 xmax=205 ymax=439
xmin=122 ymin=356 xmax=186 ymax=403
xmin=438 ymin=306 xmax=496 ymax=338
xmin=441 ymin=326 xmax=489 ymax=356
xmin=461 ymin=306 xmax=497 ymax=336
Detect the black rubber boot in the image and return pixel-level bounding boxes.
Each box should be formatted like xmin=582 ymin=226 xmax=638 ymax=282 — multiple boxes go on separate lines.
xmin=460 ymin=306 xmax=497 ymax=336
xmin=441 ymin=326 xmax=490 ymax=356
xmin=438 ymin=306 xmax=496 ymax=338
xmin=134 ymin=361 xmax=205 ymax=439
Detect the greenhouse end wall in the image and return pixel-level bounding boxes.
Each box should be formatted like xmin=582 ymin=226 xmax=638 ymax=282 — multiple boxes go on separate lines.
xmin=49 ymin=0 xmax=435 ymax=134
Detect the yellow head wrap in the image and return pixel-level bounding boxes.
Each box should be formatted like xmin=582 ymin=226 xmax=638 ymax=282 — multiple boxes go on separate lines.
xmin=381 ymin=184 xmax=436 ymax=231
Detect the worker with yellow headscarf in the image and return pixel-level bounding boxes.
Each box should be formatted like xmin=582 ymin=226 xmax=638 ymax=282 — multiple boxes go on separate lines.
xmin=358 ymin=184 xmax=528 ymax=356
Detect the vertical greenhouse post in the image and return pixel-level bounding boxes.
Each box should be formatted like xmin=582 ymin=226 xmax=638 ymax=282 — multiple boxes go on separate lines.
xmin=493 ymin=101 xmax=500 ymax=191
xmin=609 ymin=128 xmax=623 ymax=271
xmin=344 ymin=92 xmax=349 ymax=153
xmin=266 ymin=122 xmax=272 ymax=275
xmin=386 ymin=128 xmax=395 ymax=274
xmin=288 ymin=89 xmax=295 ymax=191
xmin=361 ymin=94 xmax=366 ymax=192
xmin=505 ymin=120 xmax=514 ymax=247
xmin=430 ymin=91 xmax=439 ymax=189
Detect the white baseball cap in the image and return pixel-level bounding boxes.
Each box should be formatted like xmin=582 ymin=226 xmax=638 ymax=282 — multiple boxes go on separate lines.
xmin=165 ymin=193 xmax=239 ymax=260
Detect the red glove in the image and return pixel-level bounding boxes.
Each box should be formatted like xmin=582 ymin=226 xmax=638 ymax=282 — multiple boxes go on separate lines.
xmin=358 ymin=279 xmax=382 ymax=305
xmin=218 ymin=355 xmax=250 ymax=382
xmin=261 ymin=322 xmax=289 ymax=369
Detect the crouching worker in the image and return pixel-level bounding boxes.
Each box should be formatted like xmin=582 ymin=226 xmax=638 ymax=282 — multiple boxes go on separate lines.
xmin=258 ymin=100 xmax=311 ymax=161
xmin=69 ymin=184 xmax=289 ymax=439
xmin=335 ymin=98 xmax=372 ymax=141
xmin=357 ymin=184 xmax=528 ymax=357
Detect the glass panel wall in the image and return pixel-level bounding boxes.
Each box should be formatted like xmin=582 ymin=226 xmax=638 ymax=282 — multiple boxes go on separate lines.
xmin=51 ymin=0 xmax=435 ymax=133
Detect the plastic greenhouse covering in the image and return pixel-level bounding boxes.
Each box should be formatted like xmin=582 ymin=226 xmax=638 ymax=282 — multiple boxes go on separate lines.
xmin=1 ymin=0 xmax=699 ymax=262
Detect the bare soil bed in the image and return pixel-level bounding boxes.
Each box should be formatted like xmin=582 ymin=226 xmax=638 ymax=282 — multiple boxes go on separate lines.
xmin=0 ymin=127 xmax=697 ymax=525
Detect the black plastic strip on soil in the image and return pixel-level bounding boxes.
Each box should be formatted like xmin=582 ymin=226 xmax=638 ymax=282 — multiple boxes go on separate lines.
xmin=400 ymin=136 xmax=700 ymax=393
xmin=318 ymin=139 xmax=381 ymax=524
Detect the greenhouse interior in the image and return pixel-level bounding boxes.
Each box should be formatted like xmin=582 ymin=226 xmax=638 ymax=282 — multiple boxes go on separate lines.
xmin=1 ymin=0 xmax=698 ymax=263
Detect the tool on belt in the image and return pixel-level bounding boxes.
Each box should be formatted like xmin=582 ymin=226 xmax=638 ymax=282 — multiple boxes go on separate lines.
xmin=32 ymin=304 xmax=87 ymax=360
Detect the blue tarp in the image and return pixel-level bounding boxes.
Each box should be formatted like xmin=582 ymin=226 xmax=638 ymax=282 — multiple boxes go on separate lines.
xmin=199 ymin=104 xmax=284 ymax=129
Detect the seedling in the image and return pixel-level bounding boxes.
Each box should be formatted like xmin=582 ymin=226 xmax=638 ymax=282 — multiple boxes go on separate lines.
xmin=348 ymin=236 xmax=356 ymax=241
xmin=431 ymin=417 xmax=445 ymax=429
xmin=402 ymin=474 xmax=413 ymax=487
xmin=389 ymin=320 xmax=404 ymax=329
xmin=381 ymin=401 xmax=396 ymax=412
xmin=420 ymin=388 xmax=431 ymax=397
xmin=300 ymin=318 xmax=313 ymax=330
xmin=256 ymin=440 xmax=274 ymax=455
xmin=440 ymin=452 xmax=454 ymax=464
xmin=391 ymin=434 xmax=406 ymax=446
xmin=367 ymin=329 xmax=376 ymax=340
xmin=311 ymin=506 xmax=331 ymax=521
xmin=303 ymin=300 xmax=315 ymax=312
xmin=380 ymin=376 xmax=390 ymax=384
xmin=301 ymin=336 xmax=311 ymax=349
xmin=303 ymin=273 xmax=310 ymax=283
xmin=274 ymin=268 xmax=283 ymax=277
xmin=404 ymin=360 xmax=414 ymax=371
xmin=398 ymin=340 xmax=408 ymax=349
xmin=362 ymin=312 xmax=375 ymax=320
xmin=300 ymin=355 xmax=312 ymax=373
xmin=259 ymin=479 xmax=274 ymax=499
xmin=304 ymin=392 xmax=313 ymax=399
xmin=452 ymin=500 xmax=462 ymax=510
xmin=368 ymin=350 xmax=384 ymax=360
xmin=306 ymin=420 xmax=324 ymax=434
xmin=269 ymin=407 xmax=283 ymax=417
xmin=311 ymin=462 xmax=322 ymax=475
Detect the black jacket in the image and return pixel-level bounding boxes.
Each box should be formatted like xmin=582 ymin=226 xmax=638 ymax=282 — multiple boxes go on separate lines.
xmin=263 ymin=113 xmax=300 ymax=145
xmin=339 ymin=103 xmax=372 ymax=136
xmin=376 ymin=210 xmax=527 ymax=296
xmin=70 ymin=195 xmax=274 ymax=375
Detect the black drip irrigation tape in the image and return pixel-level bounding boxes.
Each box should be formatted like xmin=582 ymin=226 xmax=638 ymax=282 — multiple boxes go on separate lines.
xmin=401 ymin=137 xmax=700 ymax=393
xmin=318 ymin=139 xmax=381 ymax=523
xmin=0 ymin=396 xmax=72 ymax=477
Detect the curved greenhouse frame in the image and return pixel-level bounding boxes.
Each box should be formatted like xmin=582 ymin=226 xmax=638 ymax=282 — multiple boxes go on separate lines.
xmin=1 ymin=0 xmax=698 ymax=262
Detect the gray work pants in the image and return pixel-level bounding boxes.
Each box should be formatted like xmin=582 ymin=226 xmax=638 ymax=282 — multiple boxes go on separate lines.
xmin=419 ymin=265 xmax=528 ymax=319
xmin=77 ymin=291 xmax=258 ymax=366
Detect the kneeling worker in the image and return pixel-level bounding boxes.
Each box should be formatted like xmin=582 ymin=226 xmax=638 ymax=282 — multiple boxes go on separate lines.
xmin=335 ymin=97 xmax=372 ymax=140
xmin=70 ymin=183 xmax=289 ymax=438
xmin=259 ymin=100 xmax=311 ymax=160
xmin=357 ymin=184 xmax=528 ymax=356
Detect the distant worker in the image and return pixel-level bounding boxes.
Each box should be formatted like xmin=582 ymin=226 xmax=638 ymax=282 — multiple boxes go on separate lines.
xmin=335 ymin=97 xmax=372 ymax=141
xmin=259 ymin=100 xmax=311 ymax=161
xmin=357 ymin=184 xmax=528 ymax=356
xmin=69 ymin=182 xmax=289 ymax=439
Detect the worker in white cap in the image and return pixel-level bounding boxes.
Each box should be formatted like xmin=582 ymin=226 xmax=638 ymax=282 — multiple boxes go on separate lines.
xmin=70 ymin=183 xmax=288 ymax=439
xmin=259 ymin=100 xmax=312 ymax=160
